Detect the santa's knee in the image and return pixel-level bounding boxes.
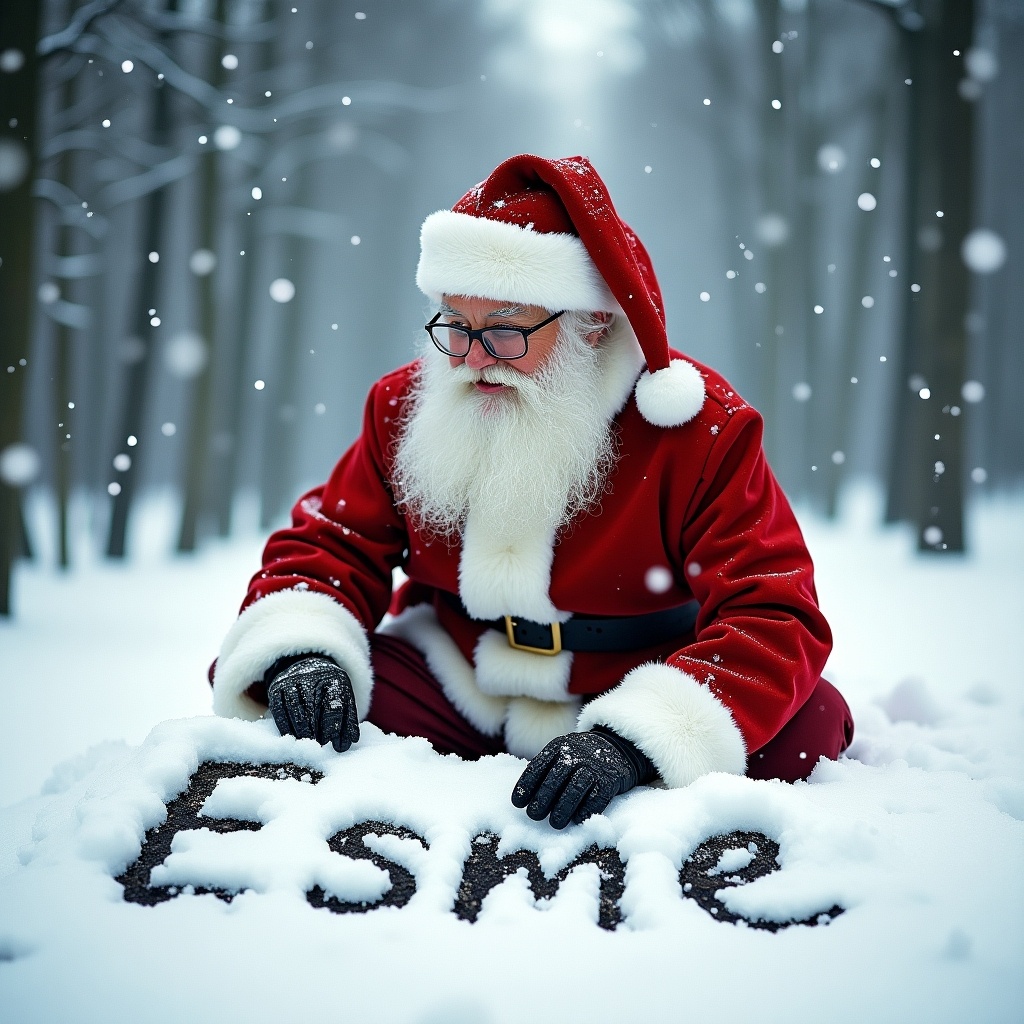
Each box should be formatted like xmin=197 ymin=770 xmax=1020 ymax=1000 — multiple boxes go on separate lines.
xmin=746 ymin=677 xmax=854 ymax=782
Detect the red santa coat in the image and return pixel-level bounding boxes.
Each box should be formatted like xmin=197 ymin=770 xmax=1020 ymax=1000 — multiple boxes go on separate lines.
xmin=213 ymin=337 xmax=831 ymax=789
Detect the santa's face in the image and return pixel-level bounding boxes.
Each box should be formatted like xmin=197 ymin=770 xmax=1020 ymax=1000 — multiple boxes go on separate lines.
xmin=392 ymin=297 xmax=619 ymax=541
xmin=440 ymin=294 xmax=606 ymax=381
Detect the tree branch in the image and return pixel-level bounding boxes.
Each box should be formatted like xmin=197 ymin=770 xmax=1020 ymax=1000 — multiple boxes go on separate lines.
xmin=64 ymin=18 xmax=467 ymax=133
xmin=38 ymin=0 xmax=127 ymax=57
xmin=97 ymin=151 xmax=196 ymax=207
xmin=139 ymin=8 xmax=278 ymax=43
xmin=32 ymin=179 xmax=109 ymax=237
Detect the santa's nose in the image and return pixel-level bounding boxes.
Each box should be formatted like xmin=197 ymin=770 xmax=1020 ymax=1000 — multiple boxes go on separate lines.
xmin=464 ymin=337 xmax=498 ymax=371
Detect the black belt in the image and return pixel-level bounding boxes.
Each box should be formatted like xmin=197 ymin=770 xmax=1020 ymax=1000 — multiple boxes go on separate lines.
xmin=444 ymin=593 xmax=699 ymax=656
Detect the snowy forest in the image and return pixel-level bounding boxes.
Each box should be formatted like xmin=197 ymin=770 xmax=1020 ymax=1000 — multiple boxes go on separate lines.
xmin=1 ymin=3 xmax=1023 ymax=1021
xmin=0 ymin=0 xmax=1020 ymax=618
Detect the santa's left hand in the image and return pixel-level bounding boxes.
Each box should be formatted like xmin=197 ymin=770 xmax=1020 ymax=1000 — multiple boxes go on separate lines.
xmin=511 ymin=727 xmax=656 ymax=829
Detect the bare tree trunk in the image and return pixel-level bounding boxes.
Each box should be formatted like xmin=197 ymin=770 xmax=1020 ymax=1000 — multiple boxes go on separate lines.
xmin=52 ymin=63 xmax=79 ymax=569
xmin=886 ymin=0 xmax=973 ymax=552
xmin=884 ymin=20 xmax=925 ymax=526
xmin=257 ymin=7 xmax=317 ymax=531
xmin=0 ymin=0 xmax=43 ymax=615
xmin=176 ymin=0 xmax=227 ymax=553
xmin=258 ymin=192 xmax=310 ymax=530
xmin=106 ymin=0 xmax=178 ymax=559
xmin=212 ymin=200 xmax=259 ymax=536
xmin=912 ymin=0 xmax=973 ymax=553
xmin=208 ymin=1 xmax=272 ymax=537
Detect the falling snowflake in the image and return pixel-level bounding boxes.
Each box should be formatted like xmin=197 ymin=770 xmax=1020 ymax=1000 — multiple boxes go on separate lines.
xmin=644 ymin=566 xmax=673 ymax=594
xmin=269 ymin=279 xmax=295 ymax=303
xmin=961 ymin=230 xmax=1006 ymax=274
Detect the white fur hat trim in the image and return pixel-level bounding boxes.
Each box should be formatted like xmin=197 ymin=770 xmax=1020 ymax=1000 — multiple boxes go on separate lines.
xmin=417 ymin=209 xmax=620 ymax=313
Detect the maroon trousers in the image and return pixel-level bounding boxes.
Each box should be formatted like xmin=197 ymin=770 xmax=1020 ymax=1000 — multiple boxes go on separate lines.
xmin=367 ymin=633 xmax=854 ymax=783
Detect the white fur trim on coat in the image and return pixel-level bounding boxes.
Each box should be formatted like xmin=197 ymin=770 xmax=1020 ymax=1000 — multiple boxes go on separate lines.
xmin=504 ymin=696 xmax=582 ymax=759
xmin=417 ymin=209 xmax=619 ymax=313
xmin=459 ymin=512 xmax=565 ymax=624
xmin=577 ymin=662 xmax=746 ymax=787
xmin=378 ymin=603 xmax=507 ymax=736
xmin=213 ymin=588 xmax=373 ymax=723
xmin=634 ymin=358 xmax=706 ymax=428
xmin=473 ymin=628 xmax=574 ymax=701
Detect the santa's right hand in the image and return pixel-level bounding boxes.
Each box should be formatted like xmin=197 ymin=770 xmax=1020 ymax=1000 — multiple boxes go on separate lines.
xmin=266 ymin=656 xmax=360 ymax=753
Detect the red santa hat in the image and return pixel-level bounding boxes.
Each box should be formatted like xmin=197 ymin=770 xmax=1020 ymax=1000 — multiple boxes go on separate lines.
xmin=416 ymin=153 xmax=705 ymax=428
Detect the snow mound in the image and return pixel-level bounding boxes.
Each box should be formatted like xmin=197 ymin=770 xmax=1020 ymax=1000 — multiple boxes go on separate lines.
xmin=878 ymin=678 xmax=945 ymax=726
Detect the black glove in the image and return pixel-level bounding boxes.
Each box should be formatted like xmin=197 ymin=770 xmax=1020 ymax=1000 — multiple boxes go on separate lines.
xmin=511 ymin=726 xmax=656 ymax=829
xmin=266 ymin=655 xmax=360 ymax=753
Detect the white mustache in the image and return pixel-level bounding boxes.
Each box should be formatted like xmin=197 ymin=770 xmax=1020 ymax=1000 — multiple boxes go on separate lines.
xmin=448 ymin=362 xmax=524 ymax=389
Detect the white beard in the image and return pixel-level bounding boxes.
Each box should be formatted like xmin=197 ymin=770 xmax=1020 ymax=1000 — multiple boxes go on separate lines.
xmin=391 ymin=327 xmax=619 ymax=545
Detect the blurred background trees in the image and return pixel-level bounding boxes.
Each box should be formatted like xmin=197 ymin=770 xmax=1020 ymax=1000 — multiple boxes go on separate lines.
xmin=0 ymin=0 xmax=1019 ymax=615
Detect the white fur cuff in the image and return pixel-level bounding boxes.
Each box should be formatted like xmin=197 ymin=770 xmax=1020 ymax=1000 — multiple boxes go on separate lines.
xmin=213 ymin=589 xmax=373 ymax=722
xmin=577 ymin=662 xmax=746 ymax=788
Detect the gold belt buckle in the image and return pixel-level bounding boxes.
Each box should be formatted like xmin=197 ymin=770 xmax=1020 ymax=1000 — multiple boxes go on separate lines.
xmin=504 ymin=615 xmax=562 ymax=656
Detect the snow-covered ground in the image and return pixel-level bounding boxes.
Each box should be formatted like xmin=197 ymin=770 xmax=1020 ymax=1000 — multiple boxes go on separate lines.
xmin=1 ymin=483 xmax=1022 ymax=1023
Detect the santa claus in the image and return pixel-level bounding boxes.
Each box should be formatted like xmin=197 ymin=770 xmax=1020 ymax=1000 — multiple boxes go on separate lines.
xmin=211 ymin=154 xmax=854 ymax=829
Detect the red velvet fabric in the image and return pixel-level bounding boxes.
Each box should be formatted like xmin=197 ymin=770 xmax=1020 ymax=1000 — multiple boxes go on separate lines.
xmin=368 ymin=633 xmax=506 ymax=760
xmin=369 ymin=633 xmax=853 ymax=781
xmin=746 ymin=675 xmax=854 ymax=782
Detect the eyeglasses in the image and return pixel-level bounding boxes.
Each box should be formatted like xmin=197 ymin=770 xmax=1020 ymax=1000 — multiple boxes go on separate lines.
xmin=425 ymin=309 xmax=565 ymax=361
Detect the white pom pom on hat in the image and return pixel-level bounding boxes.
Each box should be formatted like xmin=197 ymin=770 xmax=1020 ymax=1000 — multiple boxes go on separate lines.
xmin=416 ymin=153 xmax=705 ymax=428
xmin=634 ymin=359 xmax=706 ymax=427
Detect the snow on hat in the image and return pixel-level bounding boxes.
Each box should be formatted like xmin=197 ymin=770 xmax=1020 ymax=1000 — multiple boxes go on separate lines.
xmin=416 ymin=153 xmax=704 ymax=428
